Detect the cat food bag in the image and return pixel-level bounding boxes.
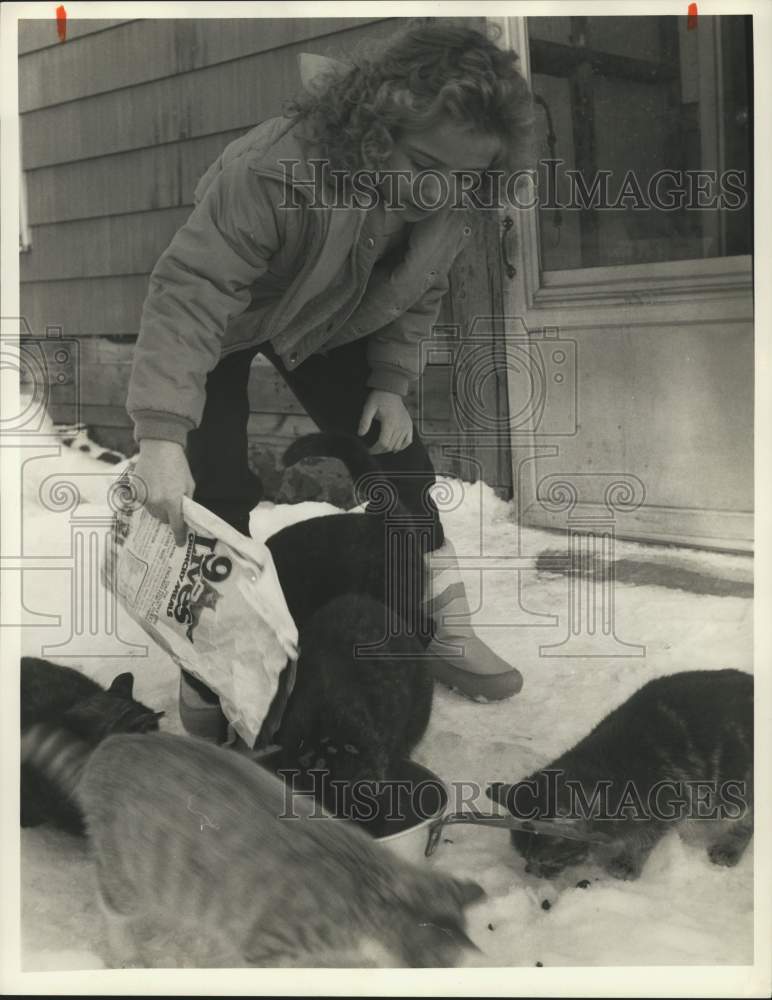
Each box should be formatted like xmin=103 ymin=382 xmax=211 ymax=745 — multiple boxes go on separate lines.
xmin=102 ymin=485 xmax=298 ymax=748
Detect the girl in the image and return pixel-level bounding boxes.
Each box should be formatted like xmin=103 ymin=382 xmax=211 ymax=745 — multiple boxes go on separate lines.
xmin=127 ymin=20 xmax=534 ymax=738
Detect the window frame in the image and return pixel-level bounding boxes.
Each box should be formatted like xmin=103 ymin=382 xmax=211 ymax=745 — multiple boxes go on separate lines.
xmin=491 ymin=15 xmax=753 ymax=329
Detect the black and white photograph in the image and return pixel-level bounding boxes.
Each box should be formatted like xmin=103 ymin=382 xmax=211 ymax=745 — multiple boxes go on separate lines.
xmin=1 ymin=1 xmax=770 ymax=993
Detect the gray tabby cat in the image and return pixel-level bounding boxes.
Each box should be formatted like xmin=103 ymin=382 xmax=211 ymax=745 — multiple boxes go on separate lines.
xmin=487 ymin=669 xmax=753 ymax=881
xmin=22 ymin=724 xmax=485 ymax=968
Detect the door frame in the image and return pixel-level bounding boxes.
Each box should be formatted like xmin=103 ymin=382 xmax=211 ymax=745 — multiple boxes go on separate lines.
xmin=488 ymin=14 xmax=754 ymax=552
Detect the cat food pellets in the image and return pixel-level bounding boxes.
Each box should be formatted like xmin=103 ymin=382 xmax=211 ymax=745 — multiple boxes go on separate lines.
xmin=541 ymin=899 xmax=551 ymax=911
xmin=576 ymin=879 xmax=591 ymax=889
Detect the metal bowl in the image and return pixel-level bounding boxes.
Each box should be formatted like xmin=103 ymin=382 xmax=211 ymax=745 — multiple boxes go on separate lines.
xmin=254 ymin=751 xmax=606 ymax=865
xmin=255 ymin=750 xmax=449 ymax=865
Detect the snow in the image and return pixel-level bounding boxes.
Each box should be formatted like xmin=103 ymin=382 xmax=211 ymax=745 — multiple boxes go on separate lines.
xmin=16 ymin=413 xmax=753 ymax=970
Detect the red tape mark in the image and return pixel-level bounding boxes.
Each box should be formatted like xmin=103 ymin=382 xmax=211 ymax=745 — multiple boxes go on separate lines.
xmin=56 ymin=5 xmax=67 ymax=42
xmin=687 ymin=2 xmax=698 ymax=30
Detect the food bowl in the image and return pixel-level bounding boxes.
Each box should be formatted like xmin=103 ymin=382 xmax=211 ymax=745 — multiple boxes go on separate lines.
xmin=255 ymin=750 xmax=613 ymax=865
xmin=255 ymin=750 xmax=448 ymax=864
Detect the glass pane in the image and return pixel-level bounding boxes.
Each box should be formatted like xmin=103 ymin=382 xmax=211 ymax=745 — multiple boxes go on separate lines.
xmin=527 ymin=15 xmax=752 ymax=270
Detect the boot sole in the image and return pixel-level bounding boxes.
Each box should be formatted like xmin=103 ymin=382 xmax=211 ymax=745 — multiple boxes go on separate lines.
xmin=427 ymin=658 xmax=523 ymax=701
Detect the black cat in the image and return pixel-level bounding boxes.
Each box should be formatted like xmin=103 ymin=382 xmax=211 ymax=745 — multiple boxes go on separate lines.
xmin=264 ymin=434 xmax=436 ymax=828
xmin=274 ymin=593 xmax=434 ymax=831
xmin=21 ymin=656 xmax=163 ymax=834
xmin=487 ymin=669 xmax=753 ymax=881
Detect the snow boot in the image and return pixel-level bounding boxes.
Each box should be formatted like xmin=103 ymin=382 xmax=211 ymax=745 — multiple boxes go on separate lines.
xmin=178 ymin=670 xmax=229 ymax=744
xmin=423 ymin=538 xmax=523 ymax=701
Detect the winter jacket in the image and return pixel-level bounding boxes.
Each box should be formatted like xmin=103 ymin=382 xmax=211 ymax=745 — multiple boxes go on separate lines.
xmin=127 ymin=116 xmax=475 ymax=445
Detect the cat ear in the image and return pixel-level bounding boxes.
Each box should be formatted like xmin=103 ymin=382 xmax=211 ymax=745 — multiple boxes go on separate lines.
xmin=108 ymin=672 xmax=134 ymax=698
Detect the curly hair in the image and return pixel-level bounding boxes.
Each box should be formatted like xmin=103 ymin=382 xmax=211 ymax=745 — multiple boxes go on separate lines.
xmin=284 ymin=19 xmax=535 ymax=179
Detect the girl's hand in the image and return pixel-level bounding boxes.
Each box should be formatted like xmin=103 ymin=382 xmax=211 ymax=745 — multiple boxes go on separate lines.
xmin=358 ymin=390 xmax=414 ymax=454
xmin=131 ymin=440 xmax=195 ymax=545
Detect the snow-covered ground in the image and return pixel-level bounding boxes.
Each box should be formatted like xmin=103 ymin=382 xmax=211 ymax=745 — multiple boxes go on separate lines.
xmin=15 ymin=414 xmax=753 ymax=969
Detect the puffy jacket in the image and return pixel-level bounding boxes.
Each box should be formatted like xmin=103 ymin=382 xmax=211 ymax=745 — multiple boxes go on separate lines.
xmin=127 ymin=116 xmax=475 ymax=444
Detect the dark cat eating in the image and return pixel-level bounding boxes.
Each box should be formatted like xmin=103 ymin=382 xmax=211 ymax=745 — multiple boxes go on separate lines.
xmin=21 ymin=724 xmax=485 ymax=968
xmin=262 ymin=434 xmax=436 ymax=826
xmin=488 ymin=669 xmax=753 ymax=881
xmin=21 ymin=656 xmax=163 ymax=833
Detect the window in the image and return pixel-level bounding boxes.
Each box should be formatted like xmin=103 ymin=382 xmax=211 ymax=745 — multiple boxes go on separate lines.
xmin=19 ymin=121 xmax=32 ymax=253
xmin=527 ymin=15 xmax=752 ymax=270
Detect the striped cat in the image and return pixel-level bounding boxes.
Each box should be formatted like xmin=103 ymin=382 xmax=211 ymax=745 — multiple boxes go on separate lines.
xmin=488 ymin=669 xmax=753 ymax=881
xmin=22 ymin=724 xmax=485 ymax=968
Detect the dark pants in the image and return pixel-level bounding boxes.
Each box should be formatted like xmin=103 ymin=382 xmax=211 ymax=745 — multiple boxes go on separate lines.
xmin=187 ymin=338 xmax=444 ymax=547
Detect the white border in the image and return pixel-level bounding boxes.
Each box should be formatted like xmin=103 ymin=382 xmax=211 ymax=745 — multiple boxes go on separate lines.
xmin=1 ymin=2 xmax=770 ymax=997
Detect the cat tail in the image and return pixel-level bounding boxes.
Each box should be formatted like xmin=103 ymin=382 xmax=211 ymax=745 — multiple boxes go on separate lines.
xmin=283 ymin=432 xmax=381 ymax=490
xmin=20 ymin=722 xmax=91 ymax=806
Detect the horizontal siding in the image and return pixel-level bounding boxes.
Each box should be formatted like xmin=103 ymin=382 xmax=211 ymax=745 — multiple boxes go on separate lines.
xmin=21 ymin=20 xmax=402 ymax=169
xmin=21 ymin=276 xmax=148 ymax=337
xmin=25 ymin=130 xmax=244 ymax=226
xmin=18 ymin=19 xmax=133 ymax=55
xmin=21 ymin=208 xmax=190 ymax=282
xmin=20 ymin=18 xmax=382 ymax=112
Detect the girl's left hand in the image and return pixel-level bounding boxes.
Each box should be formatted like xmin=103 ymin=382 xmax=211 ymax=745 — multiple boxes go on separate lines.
xmin=358 ymin=389 xmax=414 ymax=453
